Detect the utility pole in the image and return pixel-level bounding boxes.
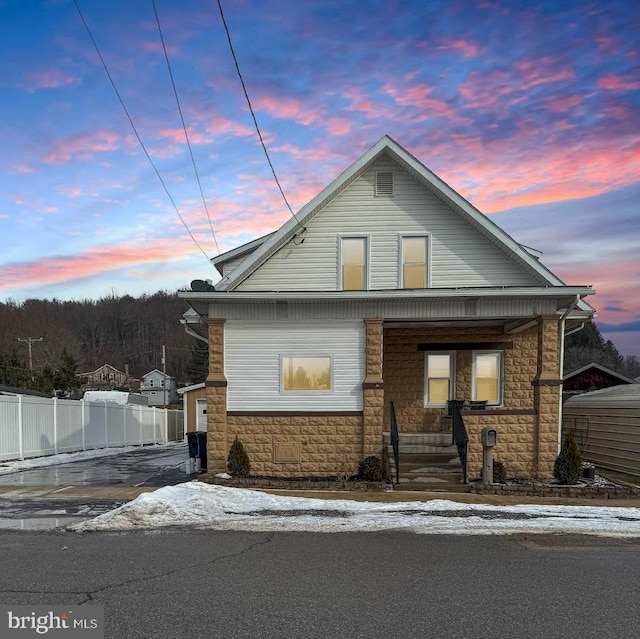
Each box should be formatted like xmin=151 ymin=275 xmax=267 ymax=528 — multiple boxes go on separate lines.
xmin=162 ymin=344 xmax=167 ymax=407
xmin=18 ymin=337 xmax=43 ymax=382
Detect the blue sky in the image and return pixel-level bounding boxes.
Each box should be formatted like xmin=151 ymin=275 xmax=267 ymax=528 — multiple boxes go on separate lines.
xmin=0 ymin=0 xmax=638 ymax=356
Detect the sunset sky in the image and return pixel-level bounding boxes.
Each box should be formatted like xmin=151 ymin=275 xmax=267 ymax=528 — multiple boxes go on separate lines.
xmin=0 ymin=1 xmax=638 ymax=356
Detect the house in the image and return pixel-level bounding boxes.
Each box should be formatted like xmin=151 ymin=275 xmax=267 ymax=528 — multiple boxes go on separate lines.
xmin=140 ymin=369 xmax=179 ymax=406
xmin=180 ymin=136 xmax=595 ymax=481
xmin=563 ymin=362 xmax=636 ymax=401
xmin=81 ymin=363 xmax=135 ymax=391
xmin=177 ymin=382 xmax=207 ymax=433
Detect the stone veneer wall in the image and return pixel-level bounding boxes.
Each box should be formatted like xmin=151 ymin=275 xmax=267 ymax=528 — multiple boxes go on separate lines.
xmin=383 ymin=323 xmax=560 ymax=478
xmin=226 ymin=414 xmax=364 ymax=477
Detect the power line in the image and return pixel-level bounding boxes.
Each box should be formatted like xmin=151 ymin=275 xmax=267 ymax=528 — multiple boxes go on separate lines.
xmin=152 ymin=0 xmax=220 ymax=255
xmin=216 ymin=0 xmax=305 ymax=230
xmin=73 ymin=0 xmax=214 ymax=265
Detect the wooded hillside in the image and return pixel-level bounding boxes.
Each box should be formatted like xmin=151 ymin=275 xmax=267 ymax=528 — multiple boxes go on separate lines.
xmin=0 ymin=292 xmax=207 ymax=388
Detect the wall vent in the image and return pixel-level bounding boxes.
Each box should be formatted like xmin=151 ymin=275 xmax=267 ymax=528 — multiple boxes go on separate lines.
xmin=375 ymin=171 xmax=394 ymax=197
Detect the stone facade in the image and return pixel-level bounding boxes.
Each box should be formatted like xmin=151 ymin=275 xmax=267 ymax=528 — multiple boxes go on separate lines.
xmin=205 ymin=316 xmax=563 ymax=480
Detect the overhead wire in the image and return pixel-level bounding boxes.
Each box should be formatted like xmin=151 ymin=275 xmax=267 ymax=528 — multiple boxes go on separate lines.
xmin=151 ymin=0 xmax=220 ymax=255
xmin=73 ymin=0 xmax=214 ymax=265
xmin=216 ymin=0 xmax=305 ymax=231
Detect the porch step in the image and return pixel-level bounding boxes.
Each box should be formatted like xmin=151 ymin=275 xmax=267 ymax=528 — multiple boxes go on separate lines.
xmin=383 ymin=432 xmax=452 ymax=446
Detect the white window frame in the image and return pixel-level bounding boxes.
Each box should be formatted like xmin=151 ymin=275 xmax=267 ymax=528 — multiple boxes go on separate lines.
xmin=338 ymin=235 xmax=369 ymax=291
xmin=472 ymin=351 xmax=503 ymax=406
xmin=280 ymin=354 xmax=334 ymax=394
xmin=424 ymin=351 xmax=455 ymax=407
xmin=398 ymin=234 xmax=430 ymax=289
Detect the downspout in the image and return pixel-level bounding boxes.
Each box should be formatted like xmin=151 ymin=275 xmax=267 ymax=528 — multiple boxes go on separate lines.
xmin=557 ymin=295 xmax=581 ymax=452
xmin=180 ymin=319 xmax=209 ymax=345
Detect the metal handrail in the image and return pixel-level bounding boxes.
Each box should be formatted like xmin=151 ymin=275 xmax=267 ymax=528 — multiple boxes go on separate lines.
xmin=389 ymin=401 xmax=400 ymax=484
xmin=449 ymin=399 xmax=469 ymax=484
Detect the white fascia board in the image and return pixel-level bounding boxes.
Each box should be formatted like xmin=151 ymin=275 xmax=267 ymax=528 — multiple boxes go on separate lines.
xmin=177 ymin=382 xmax=206 ymax=395
xmin=180 ymin=285 xmax=594 ymax=303
xmin=211 ymin=232 xmax=274 ymax=275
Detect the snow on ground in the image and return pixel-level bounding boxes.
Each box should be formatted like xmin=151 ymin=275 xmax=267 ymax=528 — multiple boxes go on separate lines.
xmin=71 ymin=481 xmax=640 ymax=536
xmin=0 ymin=442 xmax=183 ymax=475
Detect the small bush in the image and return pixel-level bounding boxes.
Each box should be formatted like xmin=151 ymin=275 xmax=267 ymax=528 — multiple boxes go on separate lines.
xmin=227 ymin=437 xmax=251 ymax=477
xmin=357 ymin=455 xmax=384 ymax=482
xmin=493 ymin=460 xmax=507 ymax=483
xmin=553 ymin=430 xmax=582 ymax=484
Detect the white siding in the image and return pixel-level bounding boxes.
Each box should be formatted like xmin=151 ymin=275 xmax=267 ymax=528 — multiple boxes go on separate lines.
xmin=237 ymin=157 xmax=540 ymax=291
xmin=225 ymin=320 xmax=365 ymax=411
xmin=222 ymin=255 xmax=249 ymax=277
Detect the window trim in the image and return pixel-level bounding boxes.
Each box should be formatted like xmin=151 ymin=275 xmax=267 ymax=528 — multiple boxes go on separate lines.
xmin=338 ymin=234 xmax=370 ymax=291
xmin=279 ymin=354 xmax=334 ymax=394
xmin=472 ymin=350 xmax=503 ymax=406
xmin=398 ymin=234 xmax=430 ymax=289
xmin=423 ymin=351 xmax=455 ymax=407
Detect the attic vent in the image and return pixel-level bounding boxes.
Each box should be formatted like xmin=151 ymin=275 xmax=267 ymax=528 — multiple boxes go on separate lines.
xmin=375 ymin=171 xmax=394 ymax=197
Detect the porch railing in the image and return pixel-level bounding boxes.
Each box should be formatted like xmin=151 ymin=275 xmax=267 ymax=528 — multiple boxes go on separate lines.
xmin=389 ymin=401 xmax=400 ymax=484
xmin=448 ymin=399 xmax=469 ymax=484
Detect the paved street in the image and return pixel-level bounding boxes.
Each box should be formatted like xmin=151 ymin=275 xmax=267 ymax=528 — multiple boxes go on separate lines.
xmin=0 ymin=443 xmax=191 ymax=529
xmin=0 ymin=529 xmax=638 ymax=638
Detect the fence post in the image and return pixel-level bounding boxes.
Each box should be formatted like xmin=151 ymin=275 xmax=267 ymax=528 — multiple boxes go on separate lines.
xmin=104 ymin=402 xmax=109 ymax=448
xmin=164 ymin=408 xmax=169 ymax=444
xmin=139 ymin=405 xmax=143 ymax=447
xmin=123 ymin=403 xmax=128 ymax=446
xmin=18 ymin=395 xmax=24 ymax=460
xmin=53 ymin=396 xmax=58 ymax=455
xmin=81 ymin=399 xmax=86 ymax=451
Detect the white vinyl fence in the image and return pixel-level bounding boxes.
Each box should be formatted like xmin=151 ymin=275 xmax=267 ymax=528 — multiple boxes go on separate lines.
xmin=0 ymin=395 xmax=184 ymax=462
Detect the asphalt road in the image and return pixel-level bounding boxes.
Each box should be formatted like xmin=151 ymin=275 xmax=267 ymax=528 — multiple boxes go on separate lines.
xmin=0 ymin=530 xmax=638 ymax=639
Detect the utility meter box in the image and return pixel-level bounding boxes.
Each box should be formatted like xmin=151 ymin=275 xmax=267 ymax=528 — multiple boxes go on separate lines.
xmin=481 ymin=426 xmax=497 ymax=448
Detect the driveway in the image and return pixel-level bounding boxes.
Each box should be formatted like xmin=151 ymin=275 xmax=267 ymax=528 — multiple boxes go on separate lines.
xmin=0 ymin=443 xmax=191 ymax=529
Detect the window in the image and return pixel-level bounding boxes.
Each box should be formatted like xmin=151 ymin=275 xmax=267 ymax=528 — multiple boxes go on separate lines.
xmin=282 ymin=356 xmax=332 ymax=392
xmin=340 ymin=237 xmax=367 ymax=290
xmin=149 ymin=379 xmax=154 ymax=387
xmin=401 ymin=236 xmax=428 ymax=288
xmin=424 ymin=352 xmax=454 ymax=405
xmin=473 ymin=352 xmax=502 ymax=405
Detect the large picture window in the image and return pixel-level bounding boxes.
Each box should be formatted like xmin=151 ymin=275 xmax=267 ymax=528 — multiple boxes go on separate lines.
xmin=282 ymin=356 xmax=332 ymax=392
xmin=401 ymin=236 xmax=428 ymax=288
xmin=424 ymin=352 xmax=454 ymax=406
xmin=340 ymin=237 xmax=367 ymax=290
xmin=473 ymin=352 xmax=502 ymax=405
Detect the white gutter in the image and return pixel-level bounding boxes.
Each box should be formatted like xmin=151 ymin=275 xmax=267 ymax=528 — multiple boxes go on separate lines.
xmin=557 ymin=295 xmax=581 ymax=453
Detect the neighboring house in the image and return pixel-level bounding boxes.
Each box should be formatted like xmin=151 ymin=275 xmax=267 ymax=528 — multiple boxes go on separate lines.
xmin=177 ymin=382 xmax=207 ymax=433
xmin=180 ymin=136 xmax=595 ymax=480
xmin=140 ymin=369 xmax=179 ymax=406
xmin=81 ymin=364 xmax=136 ymax=391
xmin=0 ymin=384 xmax=52 ymax=398
xmin=563 ymin=362 xmax=636 ymax=401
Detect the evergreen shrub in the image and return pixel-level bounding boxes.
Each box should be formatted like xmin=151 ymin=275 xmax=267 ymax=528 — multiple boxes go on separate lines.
xmin=553 ymin=430 xmax=582 ymax=484
xmin=227 ymin=437 xmax=251 ymax=477
xmin=357 ymin=455 xmax=384 ymax=481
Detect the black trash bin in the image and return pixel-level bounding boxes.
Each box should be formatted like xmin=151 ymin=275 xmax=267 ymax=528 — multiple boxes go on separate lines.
xmin=187 ymin=431 xmax=207 ymax=471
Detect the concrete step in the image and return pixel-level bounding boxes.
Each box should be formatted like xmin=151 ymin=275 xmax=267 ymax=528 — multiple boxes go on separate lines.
xmin=386 ymin=444 xmax=458 ymax=455
xmin=393 ymin=481 xmax=473 ymax=493
xmin=383 ymin=432 xmax=452 ymax=446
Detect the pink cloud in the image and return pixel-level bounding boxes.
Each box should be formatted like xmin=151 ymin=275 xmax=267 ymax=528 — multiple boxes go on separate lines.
xmin=544 ymin=95 xmax=583 ymax=113
xmin=142 ymin=40 xmax=178 ymax=55
xmin=515 ymin=58 xmax=575 ymax=89
xmin=325 ymin=117 xmax=351 ymax=136
xmin=597 ymin=74 xmax=640 ymax=91
xmin=26 ymin=69 xmax=80 ymax=92
xmin=459 ymin=70 xmax=516 ymax=109
xmin=435 ymin=39 xmax=483 ymax=59
xmin=157 ymin=126 xmax=207 ymax=145
xmin=43 ymin=130 xmax=121 ymax=164
xmin=13 ymin=164 xmax=35 ymax=174
xmin=252 ymin=95 xmax=319 ymax=126
xmin=204 ymin=116 xmax=254 ymax=139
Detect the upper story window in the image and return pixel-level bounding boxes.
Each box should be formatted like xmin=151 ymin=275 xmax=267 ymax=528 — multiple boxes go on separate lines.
xmin=340 ymin=236 xmax=368 ymax=290
xmin=401 ymin=235 xmax=428 ymax=288
xmin=472 ymin=351 xmax=503 ymax=406
xmin=424 ymin=352 xmax=455 ymax=406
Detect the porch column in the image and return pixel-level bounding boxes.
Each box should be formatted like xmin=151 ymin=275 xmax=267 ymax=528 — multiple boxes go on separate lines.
xmin=206 ymin=318 xmax=228 ymax=474
xmin=532 ymin=314 xmax=562 ymax=478
xmin=362 ymin=318 xmax=384 ymax=459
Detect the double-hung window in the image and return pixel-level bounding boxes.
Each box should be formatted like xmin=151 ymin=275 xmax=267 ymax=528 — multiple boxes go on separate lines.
xmin=401 ymin=236 xmax=428 ymax=288
xmin=472 ymin=351 xmax=503 ymax=406
xmin=424 ymin=352 xmax=455 ymax=406
xmin=340 ymin=237 xmax=367 ymax=291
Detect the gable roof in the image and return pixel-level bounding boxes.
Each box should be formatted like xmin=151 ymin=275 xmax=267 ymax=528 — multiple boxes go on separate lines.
xmin=563 ymin=362 xmax=637 ymax=384
xmin=212 ymin=232 xmax=274 ymax=276
xmin=215 ymin=135 xmax=592 ymax=317
xmin=142 ymin=369 xmax=175 ymax=380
